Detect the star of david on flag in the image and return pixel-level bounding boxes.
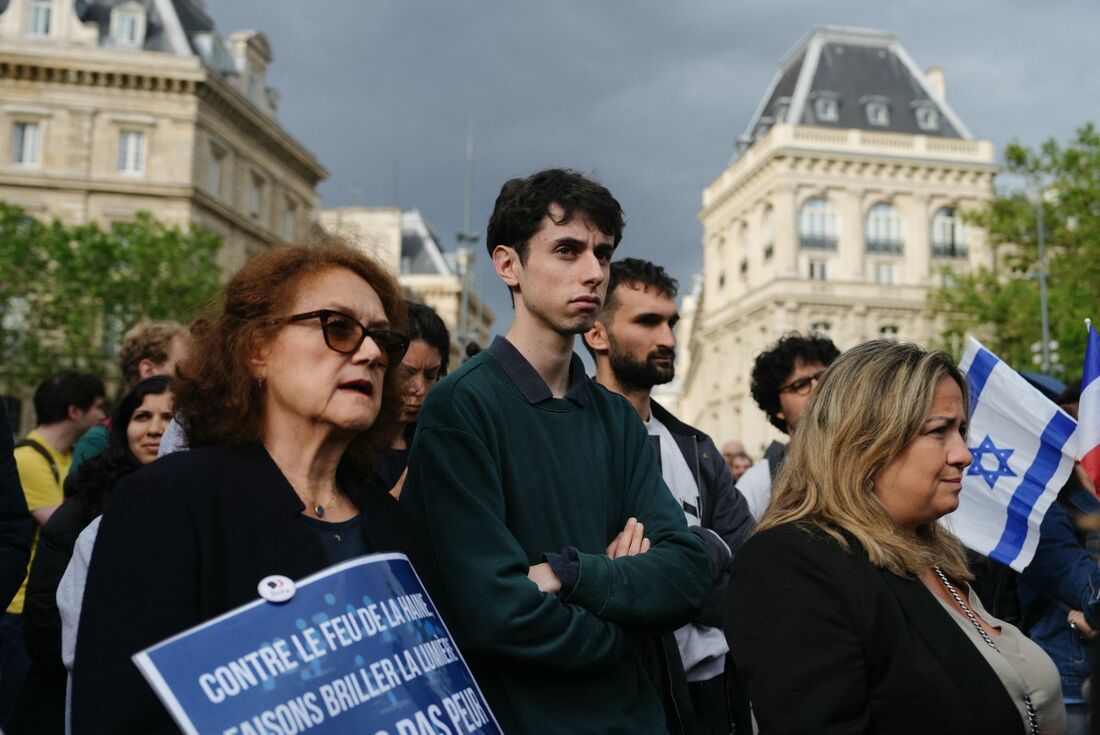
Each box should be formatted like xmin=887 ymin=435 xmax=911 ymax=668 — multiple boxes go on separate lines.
xmin=940 ymin=338 xmax=1079 ymax=572
xmin=968 ymin=436 xmax=1017 ymax=488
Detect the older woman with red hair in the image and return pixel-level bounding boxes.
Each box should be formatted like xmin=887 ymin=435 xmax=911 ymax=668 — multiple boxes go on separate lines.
xmin=70 ymin=239 xmax=418 ymax=733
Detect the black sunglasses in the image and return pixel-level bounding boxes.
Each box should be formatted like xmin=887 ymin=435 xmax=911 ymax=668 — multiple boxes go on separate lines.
xmin=268 ymin=310 xmax=409 ymax=364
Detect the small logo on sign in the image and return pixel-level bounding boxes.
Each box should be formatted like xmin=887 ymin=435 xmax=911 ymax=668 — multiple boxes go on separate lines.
xmin=257 ymin=574 xmax=296 ymax=603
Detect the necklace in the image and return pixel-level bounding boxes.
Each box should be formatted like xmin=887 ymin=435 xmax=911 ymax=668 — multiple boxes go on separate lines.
xmin=933 ymin=566 xmax=1039 ymax=735
xmin=310 ymin=495 xmax=340 ymax=518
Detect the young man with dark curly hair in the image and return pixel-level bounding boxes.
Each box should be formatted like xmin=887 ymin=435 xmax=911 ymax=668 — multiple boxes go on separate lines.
xmin=737 ymin=333 xmax=840 ymax=521
xmin=402 ymin=169 xmax=710 ymax=734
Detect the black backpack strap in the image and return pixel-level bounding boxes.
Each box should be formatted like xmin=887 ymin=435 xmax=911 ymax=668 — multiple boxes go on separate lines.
xmin=15 ymin=438 xmax=59 ymax=486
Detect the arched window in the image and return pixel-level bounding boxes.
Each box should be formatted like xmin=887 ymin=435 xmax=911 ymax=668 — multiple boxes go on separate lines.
xmin=799 ymin=197 xmax=837 ymax=251
xmin=931 ymin=207 xmax=968 ymax=258
xmin=865 ymin=203 xmax=903 ymax=253
xmin=762 ymin=206 xmax=775 ymax=259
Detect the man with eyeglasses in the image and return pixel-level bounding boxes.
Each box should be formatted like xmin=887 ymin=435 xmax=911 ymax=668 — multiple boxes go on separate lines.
xmin=402 ymin=169 xmax=710 ymax=734
xmin=737 ymin=333 xmax=840 ymax=522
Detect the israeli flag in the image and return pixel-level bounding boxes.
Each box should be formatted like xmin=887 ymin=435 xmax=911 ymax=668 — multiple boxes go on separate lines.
xmin=941 ymin=337 xmax=1079 ymax=572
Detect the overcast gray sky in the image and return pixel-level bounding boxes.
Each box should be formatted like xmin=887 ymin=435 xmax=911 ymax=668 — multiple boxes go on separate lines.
xmin=206 ymin=0 xmax=1100 ymax=332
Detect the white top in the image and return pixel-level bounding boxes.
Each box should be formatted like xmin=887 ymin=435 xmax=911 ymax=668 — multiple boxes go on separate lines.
xmin=644 ymin=413 xmax=729 ymax=683
xmin=735 ymin=459 xmax=772 ymax=522
xmin=933 ymin=583 xmax=1065 ymax=734
xmin=58 ymin=515 xmax=101 ymax=735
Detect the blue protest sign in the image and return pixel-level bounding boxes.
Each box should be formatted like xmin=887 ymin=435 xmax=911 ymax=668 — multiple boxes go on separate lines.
xmin=133 ymin=553 xmax=502 ymax=735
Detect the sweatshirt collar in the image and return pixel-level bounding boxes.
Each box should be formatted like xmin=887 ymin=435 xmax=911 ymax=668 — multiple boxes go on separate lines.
xmin=487 ymin=336 xmax=588 ymax=406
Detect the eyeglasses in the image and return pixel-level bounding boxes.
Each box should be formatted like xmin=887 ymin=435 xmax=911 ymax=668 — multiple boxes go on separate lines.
xmin=778 ymin=370 xmax=825 ymax=396
xmin=268 ymin=310 xmax=409 ymax=365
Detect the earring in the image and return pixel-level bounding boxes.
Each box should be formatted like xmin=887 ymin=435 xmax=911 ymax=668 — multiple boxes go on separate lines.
xmin=257 ymin=376 xmax=265 ymax=390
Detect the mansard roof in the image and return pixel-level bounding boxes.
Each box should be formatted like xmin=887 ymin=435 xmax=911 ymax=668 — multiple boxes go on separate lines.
xmin=735 ymin=25 xmax=973 ymax=159
xmin=401 ymin=210 xmax=453 ymax=277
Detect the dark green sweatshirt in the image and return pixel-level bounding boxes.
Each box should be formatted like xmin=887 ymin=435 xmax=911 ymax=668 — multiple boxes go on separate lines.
xmin=403 ymin=338 xmax=710 ymax=734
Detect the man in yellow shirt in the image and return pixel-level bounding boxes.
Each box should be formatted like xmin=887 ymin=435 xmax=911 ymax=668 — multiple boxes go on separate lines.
xmin=0 ymin=371 xmax=104 ymax=722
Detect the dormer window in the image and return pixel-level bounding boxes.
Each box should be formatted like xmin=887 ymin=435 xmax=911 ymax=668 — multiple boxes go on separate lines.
xmin=773 ymin=97 xmax=791 ymax=123
xmin=813 ymin=94 xmax=839 ymax=122
xmin=26 ymin=0 xmax=52 ymax=37
xmin=862 ymin=96 xmax=890 ymax=126
xmin=110 ymin=3 xmax=147 ymax=48
xmin=914 ymin=104 xmax=940 ymax=131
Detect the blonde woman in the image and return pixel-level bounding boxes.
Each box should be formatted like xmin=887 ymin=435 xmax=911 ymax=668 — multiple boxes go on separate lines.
xmin=727 ymin=341 xmax=1063 ymax=735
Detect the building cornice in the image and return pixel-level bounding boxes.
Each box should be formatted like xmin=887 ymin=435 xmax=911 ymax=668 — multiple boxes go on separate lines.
xmin=0 ymin=48 xmax=328 ymax=186
xmin=701 ymin=124 xmax=997 ymax=219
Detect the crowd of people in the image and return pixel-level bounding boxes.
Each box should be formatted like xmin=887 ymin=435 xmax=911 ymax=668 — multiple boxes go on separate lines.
xmin=0 ymin=167 xmax=1093 ymax=734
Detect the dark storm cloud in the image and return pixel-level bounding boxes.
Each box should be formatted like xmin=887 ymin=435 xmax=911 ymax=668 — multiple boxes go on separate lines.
xmin=205 ymin=0 xmax=1100 ymax=328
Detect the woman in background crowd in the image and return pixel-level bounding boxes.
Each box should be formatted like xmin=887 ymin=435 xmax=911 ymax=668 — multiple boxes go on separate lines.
xmin=1019 ymin=379 xmax=1100 ymax=735
xmin=70 ymin=241 xmax=418 ymax=733
xmin=728 ymin=340 xmax=1063 ymax=734
xmin=370 ymin=300 xmax=449 ymax=498
xmin=12 ymin=376 xmax=173 ymax=734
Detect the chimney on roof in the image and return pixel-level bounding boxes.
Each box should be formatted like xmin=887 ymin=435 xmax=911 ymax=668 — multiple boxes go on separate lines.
xmin=925 ymin=66 xmax=946 ymax=101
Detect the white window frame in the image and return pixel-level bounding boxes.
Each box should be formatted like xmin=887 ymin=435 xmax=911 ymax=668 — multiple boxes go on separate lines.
xmin=799 ymin=197 xmax=838 ymax=251
xmin=11 ymin=121 xmax=42 ymax=166
xmin=283 ymin=200 xmax=297 ymax=239
xmin=915 ymin=105 xmax=940 ymax=132
xmin=810 ymin=321 xmax=832 ymax=339
xmin=110 ymin=6 xmax=147 ymax=48
xmin=116 ymin=130 xmax=146 ymax=175
xmin=208 ymin=146 xmax=224 ymax=195
xmin=26 ymin=0 xmax=52 ymax=37
xmin=814 ymin=97 xmax=839 ymax=122
xmin=762 ymin=206 xmax=775 ymax=259
xmin=879 ymin=325 xmax=900 ymax=339
xmin=809 ymin=260 xmax=827 ymax=281
xmin=865 ymin=202 xmax=903 ymax=253
xmin=931 ymin=207 xmax=968 ymax=258
xmin=874 ymin=263 xmax=895 ymax=285
xmin=249 ymin=174 xmax=265 ymax=218
xmin=866 ymin=101 xmax=890 ymax=126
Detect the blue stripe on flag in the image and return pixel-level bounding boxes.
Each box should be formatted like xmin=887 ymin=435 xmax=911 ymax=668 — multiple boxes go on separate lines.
xmin=966 ymin=348 xmax=999 ymax=415
xmin=989 ymin=411 xmax=1078 ymax=566
xmin=1084 ymin=326 xmax=1100 ymax=392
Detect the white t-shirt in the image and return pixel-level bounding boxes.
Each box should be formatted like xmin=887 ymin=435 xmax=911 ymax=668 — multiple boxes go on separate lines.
xmin=736 ymin=460 xmax=773 ymax=522
xmin=644 ymin=413 xmax=729 ymax=682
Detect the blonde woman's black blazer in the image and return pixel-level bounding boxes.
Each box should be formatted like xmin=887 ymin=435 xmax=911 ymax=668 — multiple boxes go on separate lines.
xmin=726 ymin=523 xmax=1025 ymax=735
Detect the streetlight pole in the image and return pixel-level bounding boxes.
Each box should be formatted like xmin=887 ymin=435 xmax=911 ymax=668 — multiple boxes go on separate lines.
xmin=1036 ymin=191 xmax=1051 ymax=373
xmin=456 ymin=122 xmax=480 ymax=348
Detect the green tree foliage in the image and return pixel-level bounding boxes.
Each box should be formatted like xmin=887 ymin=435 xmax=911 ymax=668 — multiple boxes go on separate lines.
xmin=0 ymin=202 xmax=221 ymax=390
xmin=930 ymin=123 xmax=1100 ymax=377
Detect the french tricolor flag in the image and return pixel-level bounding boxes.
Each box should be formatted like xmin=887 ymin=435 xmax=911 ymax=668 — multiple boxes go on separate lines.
xmin=1080 ymin=322 xmax=1100 ymax=488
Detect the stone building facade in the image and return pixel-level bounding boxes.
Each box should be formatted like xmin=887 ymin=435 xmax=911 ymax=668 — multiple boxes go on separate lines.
xmin=320 ymin=206 xmax=495 ymax=367
xmin=0 ymin=0 xmax=326 ymax=273
xmin=676 ymin=26 xmax=998 ymax=456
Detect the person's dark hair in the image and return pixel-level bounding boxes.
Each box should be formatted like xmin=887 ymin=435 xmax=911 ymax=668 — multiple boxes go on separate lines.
xmin=1057 ymin=378 xmax=1082 ymax=407
xmin=33 ymin=371 xmax=105 ymax=425
xmin=582 ymin=258 xmax=678 ymax=359
xmin=486 ymin=168 xmax=625 ymax=263
xmin=604 ymin=258 xmax=678 ymax=317
xmin=173 ymin=237 xmax=407 ymax=472
xmin=750 ymin=332 xmax=841 ymax=433
xmin=404 ymin=301 xmax=451 ymax=375
xmin=68 ymin=376 xmax=172 ymax=528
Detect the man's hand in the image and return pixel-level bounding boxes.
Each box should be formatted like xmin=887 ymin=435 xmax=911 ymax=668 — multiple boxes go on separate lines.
xmin=527 ymin=563 xmax=562 ymax=594
xmin=1069 ymin=609 xmax=1097 ymax=639
xmin=605 ymin=517 xmax=651 ymax=559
